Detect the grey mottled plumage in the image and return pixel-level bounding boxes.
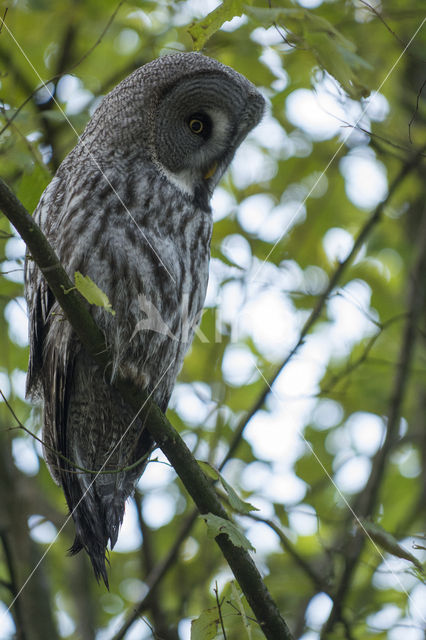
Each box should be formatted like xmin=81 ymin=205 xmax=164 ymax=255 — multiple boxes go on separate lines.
xmin=24 ymin=52 xmax=264 ymax=585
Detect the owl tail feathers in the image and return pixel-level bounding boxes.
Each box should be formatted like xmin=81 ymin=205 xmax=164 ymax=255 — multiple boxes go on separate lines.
xmin=65 ymin=483 xmax=126 ymax=589
xmin=69 ymin=534 xmax=110 ymax=589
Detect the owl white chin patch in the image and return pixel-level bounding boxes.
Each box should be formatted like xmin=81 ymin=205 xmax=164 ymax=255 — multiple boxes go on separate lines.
xmin=160 ymin=166 xmax=196 ymax=196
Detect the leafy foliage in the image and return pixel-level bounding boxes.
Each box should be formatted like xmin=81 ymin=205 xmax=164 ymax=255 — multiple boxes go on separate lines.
xmin=0 ymin=1 xmax=425 ymax=639
xmin=204 ymin=513 xmax=255 ymax=551
xmin=74 ymin=271 xmax=116 ymax=315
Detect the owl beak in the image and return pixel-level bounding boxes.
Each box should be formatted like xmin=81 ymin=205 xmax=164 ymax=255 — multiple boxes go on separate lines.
xmin=203 ymin=162 xmax=217 ymax=180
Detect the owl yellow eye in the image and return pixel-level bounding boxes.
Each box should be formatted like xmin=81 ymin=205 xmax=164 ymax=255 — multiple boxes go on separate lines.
xmin=189 ymin=118 xmax=204 ymax=134
xmin=187 ymin=112 xmax=212 ymax=139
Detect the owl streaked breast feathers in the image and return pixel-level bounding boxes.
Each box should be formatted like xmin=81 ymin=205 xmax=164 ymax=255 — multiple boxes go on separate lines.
xmin=24 ymin=52 xmax=264 ymax=586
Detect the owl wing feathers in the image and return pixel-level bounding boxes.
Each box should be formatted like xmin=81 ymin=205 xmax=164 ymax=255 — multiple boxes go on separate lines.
xmin=25 ymin=174 xmax=71 ymax=476
xmin=26 ymin=173 xmax=154 ymax=585
xmin=25 ymin=275 xmax=52 ymax=394
xmin=25 ymin=179 xmax=57 ymax=397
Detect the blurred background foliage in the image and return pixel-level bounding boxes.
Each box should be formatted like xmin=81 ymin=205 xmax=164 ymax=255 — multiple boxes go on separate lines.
xmin=0 ymin=1 xmax=425 ymax=639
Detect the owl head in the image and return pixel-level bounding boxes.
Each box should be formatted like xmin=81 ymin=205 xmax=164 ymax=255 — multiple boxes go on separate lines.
xmin=81 ymin=52 xmax=265 ymax=203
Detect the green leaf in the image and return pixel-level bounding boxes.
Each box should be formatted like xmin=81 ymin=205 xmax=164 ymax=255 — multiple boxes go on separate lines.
xmin=40 ymin=110 xmax=70 ymax=123
xmin=220 ymin=475 xmax=259 ymax=515
xmin=246 ymin=5 xmax=371 ymax=98
xmin=305 ymin=32 xmax=368 ymax=100
xmin=245 ymin=5 xmax=304 ymax=29
xmin=230 ymin=581 xmax=253 ymax=639
xmin=74 ymin=271 xmax=116 ymax=315
xmin=203 ymin=513 xmax=255 ymax=551
xmin=359 ymin=520 xmax=424 ymax=574
xmin=197 ymin=462 xmax=258 ymax=514
xmin=190 ymin=607 xmax=218 ymax=640
xmin=17 ymin=164 xmax=50 ymax=213
xmin=188 ymin=0 xmax=245 ymax=50
xmin=197 ymin=460 xmax=220 ymax=481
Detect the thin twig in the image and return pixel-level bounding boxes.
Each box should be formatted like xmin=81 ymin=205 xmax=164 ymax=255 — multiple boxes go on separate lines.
xmin=214 ymin=581 xmax=228 ymax=640
xmin=320 ymin=203 xmax=426 ymax=637
xmin=248 ymin=513 xmax=329 ymax=594
xmin=133 ymin=496 xmax=179 ymax=638
xmin=321 ymin=313 xmax=409 ymax=396
xmin=0 ymin=532 xmax=23 ymax=631
xmin=408 ymin=77 xmax=426 ymax=144
xmin=339 ymin=119 xmax=426 ymax=157
xmin=67 ymin=1 xmax=125 ymax=72
xmin=0 ymin=103 xmax=51 ymax=172
xmin=220 ymin=146 xmax=426 ymax=471
xmin=357 ymin=0 xmax=408 ymax=49
xmin=0 ymin=8 xmax=7 ymax=35
xmin=0 ymin=1 xmax=124 ymax=137
xmin=0 ymin=389 xmax=150 ymax=476
xmin=110 ymin=510 xmax=198 ymax=640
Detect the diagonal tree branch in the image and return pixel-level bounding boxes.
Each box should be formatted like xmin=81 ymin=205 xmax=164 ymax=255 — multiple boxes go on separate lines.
xmin=247 ymin=513 xmax=329 ymax=594
xmin=0 ymin=177 xmax=294 ymax=640
xmin=320 ymin=201 xmax=426 ymax=638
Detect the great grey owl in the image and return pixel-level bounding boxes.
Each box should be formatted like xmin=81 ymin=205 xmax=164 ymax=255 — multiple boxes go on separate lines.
xmin=25 ymin=52 xmax=264 ymax=586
